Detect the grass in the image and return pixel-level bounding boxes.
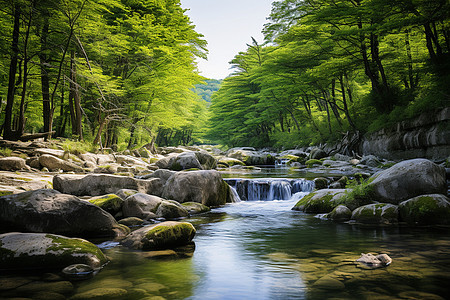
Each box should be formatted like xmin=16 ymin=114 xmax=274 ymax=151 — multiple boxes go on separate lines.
xmin=0 ymin=148 xmax=13 ymax=157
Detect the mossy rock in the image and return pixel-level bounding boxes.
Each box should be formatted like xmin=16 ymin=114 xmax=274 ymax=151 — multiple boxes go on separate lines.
xmin=338 ymin=183 xmax=376 ymax=211
xmin=313 ymin=177 xmax=329 ymax=190
xmin=351 ymin=203 xmax=399 ymax=225
xmin=306 ymin=159 xmax=323 ymax=168
xmin=118 ymin=217 xmax=144 ymax=227
xmin=89 ymin=194 xmax=124 ymax=215
xmin=182 ymin=202 xmax=211 ymax=215
xmin=121 ymin=221 xmax=196 ymax=250
xmin=327 ymin=205 xmax=352 ymax=222
xmin=398 ymin=194 xmax=450 ymax=225
xmin=292 ymin=189 xmax=347 ymax=213
xmin=218 ymin=157 xmax=245 ymax=167
xmin=0 ymin=232 xmax=108 ymax=271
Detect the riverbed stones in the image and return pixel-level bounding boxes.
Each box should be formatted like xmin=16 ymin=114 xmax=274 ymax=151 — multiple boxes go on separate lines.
xmin=62 ymin=264 xmax=95 ymax=280
xmin=0 ymin=232 xmax=108 ymax=270
xmin=39 ymin=154 xmax=83 ymax=172
xmin=120 ymin=221 xmax=196 ymax=250
xmin=0 ymin=156 xmax=28 ymax=171
xmin=351 ymin=203 xmax=399 ymax=225
xmin=398 ymin=194 xmax=450 ymax=225
xmin=161 ymin=170 xmax=231 ymax=207
xmin=367 ymin=159 xmax=447 ymax=204
xmin=53 ymin=174 xmax=164 ymax=196
xmin=0 ymin=189 xmax=126 ymax=238
xmin=70 ymin=288 xmax=128 ymax=300
xmin=292 ymin=189 xmax=347 ymax=213
xmin=182 ymin=202 xmax=211 ymax=214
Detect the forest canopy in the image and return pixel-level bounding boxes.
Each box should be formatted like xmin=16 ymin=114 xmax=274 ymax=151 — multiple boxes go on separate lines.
xmin=207 ymin=0 xmax=450 ymax=148
xmin=0 ymin=0 xmax=208 ymax=149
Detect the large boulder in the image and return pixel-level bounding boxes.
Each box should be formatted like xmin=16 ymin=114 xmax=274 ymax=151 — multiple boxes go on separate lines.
xmin=122 ymin=193 xmax=188 ymax=220
xmin=309 ymin=147 xmax=328 ymax=160
xmin=0 ymin=157 xmax=28 ymax=171
xmin=0 ymin=232 xmax=108 ymax=271
xmin=351 ymin=203 xmax=399 ymax=225
xmin=161 ymin=170 xmax=232 ymax=207
xmin=39 ymin=154 xmax=83 ymax=172
xmin=0 ymin=189 xmax=127 ymax=238
xmin=194 ymin=151 xmax=217 ymax=170
xmin=292 ymin=189 xmax=347 ymax=213
xmin=120 ymin=221 xmax=196 ymax=250
xmin=53 ymin=174 xmax=164 ymax=197
xmin=167 ymin=152 xmax=203 ymax=171
xmin=399 ymin=194 xmax=450 ymax=225
xmin=367 ymin=159 xmax=447 ymax=204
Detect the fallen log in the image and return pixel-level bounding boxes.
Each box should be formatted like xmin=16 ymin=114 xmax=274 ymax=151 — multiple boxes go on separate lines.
xmin=19 ymin=131 xmax=56 ymax=142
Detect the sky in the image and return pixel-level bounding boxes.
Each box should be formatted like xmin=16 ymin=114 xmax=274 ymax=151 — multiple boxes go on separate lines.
xmin=181 ymin=0 xmax=274 ymax=79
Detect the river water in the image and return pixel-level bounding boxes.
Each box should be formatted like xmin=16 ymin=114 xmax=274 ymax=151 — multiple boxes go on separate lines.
xmin=2 ymin=168 xmax=450 ymax=299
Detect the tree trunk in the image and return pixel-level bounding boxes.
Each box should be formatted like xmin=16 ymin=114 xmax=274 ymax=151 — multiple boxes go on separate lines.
xmin=69 ymin=51 xmax=83 ymax=139
xmin=3 ymin=5 xmax=20 ymax=140
xmin=339 ymin=75 xmax=357 ymax=131
xmin=40 ymin=12 xmax=52 ymax=140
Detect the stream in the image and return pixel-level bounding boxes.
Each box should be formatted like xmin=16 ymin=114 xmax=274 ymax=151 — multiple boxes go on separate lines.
xmin=1 ymin=168 xmax=450 ymax=299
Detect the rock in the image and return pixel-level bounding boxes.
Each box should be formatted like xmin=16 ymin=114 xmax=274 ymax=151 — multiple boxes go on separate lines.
xmin=88 ymin=194 xmax=124 ymax=216
xmin=162 ymin=170 xmax=232 ymax=207
xmin=182 ymin=202 xmax=211 ymax=215
xmin=168 ymin=151 xmax=203 ymax=171
xmin=70 ymin=288 xmax=128 ymax=300
xmin=327 ymin=205 xmax=352 ymax=222
xmin=0 ymin=189 xmax=127 ymax=238
xmin=194 ymin=151 xmax=217 ymax=170
xmin=116 ymin=155 xmax=148 ymax=167
xmin=120 ymin=221 xmax=196 ymax=250
xmin=34 ymin=148 xmax=66 ymax=159
xmin=305 ymin=159 xmax=323 ymax=168
xmin=292 ymin=189 xmax=347 ymax=213
xmin=398 ymin=194 xmax=450 ymax=225
xmin=0 ymin=232 xmax=108 ymax=270
xmin=155 ymin=200 xmax=189 ymax=219
xmin=62 ymin=264 xmax=95 ymax=280
xmin=122 ymin=193 xmax=188 ymax=220
xmin=218 ymin=157 xmax=245 ymax=167
xmin=356 ymin=253 xmax=392 ymax=268
xmin=96 ymin=154 xmax=116 ymax=165
xmin=116 ymin=189 xmax=139 ymax=200
xmin=226 ymin=148 xmax=275 ymax=166
xmin=39 ymin=154 xmax=83 ymax=172
xmin=0 ymin=157 xmax=28 ymax=171
xmin=368 ymin=159 xmax=447 ymax=204
xmin=78 ymin=153 xmax=98 ymax=165
xmin=360 ymin=155 xmax=381 ymax=167
xmin=122 ymin=193 xmax=163 ymax=220
xmin=53 ymin=174 xmax=164 ymax=197
xmin=334 ymin=154 xmax=352 ymax=162
xmin=13 ymin=280 xmax=74 ymax=297
xmin=351 ymin=203 xmax=398 ymax=225
xmin=313 ymin=177 xmax=329 ymax=189
xmin=309 ymin=147 xmax=328 ymax=160
xmin=93 ymin=163 xmax=119 ymax=174
xmin=118 ymin=217 xmax=144 ymax=227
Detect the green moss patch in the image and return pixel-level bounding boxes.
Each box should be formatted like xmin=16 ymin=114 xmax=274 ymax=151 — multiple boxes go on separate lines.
xmin=399 ymin=194 xmax=450 ymax=225
xmin=306 ymin=159 xmax=323 ymax=168
xmin=142 ymin=222 xmax=196 ymax=250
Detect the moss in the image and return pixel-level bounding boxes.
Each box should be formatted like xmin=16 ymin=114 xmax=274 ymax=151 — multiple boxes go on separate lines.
xmin=303 ymin=193 xmax=337 ymax=213
xmin=306 ymin=159 xmax=323 ymax=168
xmin=352 ymin=204 xmax=398 ymax=224
xmin=399 ymin=195 xmax=450 ymax=225
xmin=89 ymin=194 xmax=123 ymax=214
xmin=0 ymin=147 xmax=13 ymax=157
xmin=46 ymin=235 xmax=108 ymax=265
xmin=171 ymin=161 xmax=183 ymax=171
xmin=339 ymin=179 xmax=376 ymax=210
xmin=293 ymin=192 xmax=317 ymax=209
xmin=16 ymin=177 xmax=33 ymax=182
xmin=181 ymin=168 xmax=201 ymax=172
xmin=0 ymin=190 xmax=14 ymax=196
xmin=143 ymin=222 xmax=196 ymax=250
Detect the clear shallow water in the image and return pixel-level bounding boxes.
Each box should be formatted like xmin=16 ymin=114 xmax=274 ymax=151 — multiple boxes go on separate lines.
xmin=1 ymin=168 xmax=450 ymax=299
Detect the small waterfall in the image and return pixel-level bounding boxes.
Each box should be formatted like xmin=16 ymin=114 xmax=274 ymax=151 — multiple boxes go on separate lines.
xmin=229 ymin=186 xmax=242 ymax=203
xmin=225 ymin=178 xmax=314 ymax=201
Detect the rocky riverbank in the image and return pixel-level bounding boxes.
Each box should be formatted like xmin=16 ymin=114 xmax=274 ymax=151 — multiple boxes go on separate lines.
xmin=0 ymin=139 xmax=449 ymax=299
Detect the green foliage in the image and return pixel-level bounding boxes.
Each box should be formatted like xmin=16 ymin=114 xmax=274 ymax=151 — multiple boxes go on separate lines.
xmin=206 ymin=0 xmax=450 ymax=148
xmin=0 ymin=148 xmax=13 ymax=157
xmin=60 ymin=140 xmax=98 ymax=154
xmin=193 ymin=79 xmax=222 ymax=102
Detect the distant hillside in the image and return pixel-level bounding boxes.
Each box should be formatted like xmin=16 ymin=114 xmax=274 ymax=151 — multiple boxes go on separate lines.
xmin=193 ymin=79 xmax=222 ymax=102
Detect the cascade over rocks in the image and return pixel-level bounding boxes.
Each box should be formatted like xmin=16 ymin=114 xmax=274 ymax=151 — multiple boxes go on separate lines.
xmin=53 ymin=174 xmax=164 ymax=197
xmin=0 ymin=232 xmax=109 ymax=271
xmin=0 ymin=189 xmax=127 ymax=238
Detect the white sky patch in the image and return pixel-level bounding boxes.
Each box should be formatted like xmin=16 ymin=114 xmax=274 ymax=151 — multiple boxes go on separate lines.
xmin=181 ymin=0 xmax=274 ymax=79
